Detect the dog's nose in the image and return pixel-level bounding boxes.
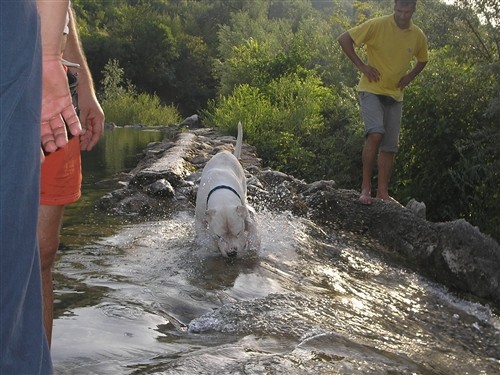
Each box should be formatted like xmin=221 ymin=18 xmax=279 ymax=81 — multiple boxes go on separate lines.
xmin=227 ymin=250 xmax=237 ymax=258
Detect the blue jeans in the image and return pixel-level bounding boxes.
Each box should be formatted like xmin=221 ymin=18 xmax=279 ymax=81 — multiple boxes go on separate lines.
xmin=0 ymin=1 xmax=53 ymax=373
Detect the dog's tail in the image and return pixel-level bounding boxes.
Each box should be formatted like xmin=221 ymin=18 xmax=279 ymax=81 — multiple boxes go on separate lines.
xmin=234 ymin=121 xmax=243 ymax=159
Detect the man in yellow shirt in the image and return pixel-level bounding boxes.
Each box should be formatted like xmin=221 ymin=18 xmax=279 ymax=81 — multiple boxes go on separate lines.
xmin=338 ymin=0 xmax=428 ymax=205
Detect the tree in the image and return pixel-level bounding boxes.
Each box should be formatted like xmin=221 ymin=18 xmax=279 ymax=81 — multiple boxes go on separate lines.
xmin=394 ymin=50 xmax=499 ymax=239
xmin=455 ymin=0 xmax=499 ymax=62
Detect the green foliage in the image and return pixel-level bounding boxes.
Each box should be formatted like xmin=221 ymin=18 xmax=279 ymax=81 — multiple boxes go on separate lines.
xmin=305 ymin=85 xmax=365 ymax=187
xmin=168 ymin=34 xmax=217 ymax=114
xmin=73 ymin=0 xmax=213 ymax=115
xmin=103 ymin=92 xmax=180 ymax=127
xmin=204 ymin=71 xmax=360 ymax=182
xmin=216 ymin=13 xmax=296 ymax=95
xmin=101 ymin=59 xmax=129 ymax=101
xmin=454 ymin=0 xmax=500 ymax=62
xmin=394 ymin=50 xmax=499 ymax=238
xmin=100 ymin=59 xmax=180 ymax=126
xmin=449 ymin=128 xmax=500 ymax=240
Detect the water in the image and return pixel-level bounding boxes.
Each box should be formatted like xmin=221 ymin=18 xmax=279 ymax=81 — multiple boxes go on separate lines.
xmin=52 ymin=128 xmax=500 ymax=374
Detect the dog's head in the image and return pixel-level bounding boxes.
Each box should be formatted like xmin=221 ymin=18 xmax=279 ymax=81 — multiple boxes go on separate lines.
xmin=205 ymin=205 xmax=249 ymax=258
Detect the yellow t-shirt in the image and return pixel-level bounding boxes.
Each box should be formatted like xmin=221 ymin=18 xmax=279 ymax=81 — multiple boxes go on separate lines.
xmin=348 ymin=14 xmax=428 ymax=101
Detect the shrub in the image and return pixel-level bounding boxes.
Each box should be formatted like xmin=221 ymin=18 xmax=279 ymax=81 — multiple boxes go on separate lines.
xmin=203 ymin=71 xmax=362 ymax=182
xmin=395 ymin=50 xmax=499 ymax=240
xmin=100 ymin=59 xmax=181 ymax=126
xmin=102 ymin=92 xmax=180 ymax=127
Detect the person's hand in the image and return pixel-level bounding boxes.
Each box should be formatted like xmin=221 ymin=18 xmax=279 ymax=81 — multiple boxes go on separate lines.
xmin=77 ymin=88 xmax=104 ymax=151
xmin=397 ymin=73 xmax=413 ymax=90
xmin=40 ymin=58 xmax=83 ymax=153
xmin=360 ymin=64 xmax=380 ymax=83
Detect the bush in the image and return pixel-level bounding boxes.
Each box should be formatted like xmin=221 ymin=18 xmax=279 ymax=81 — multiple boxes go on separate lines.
xmin=100 ymin=59 xmax=181 ymax=126
xmin=102 ymin=92 xmax=180 ymax=127
xmin=203 ymin=71 xmax=362 ymax=182
xmin=394 ymin=50 xmax=499 ymax=240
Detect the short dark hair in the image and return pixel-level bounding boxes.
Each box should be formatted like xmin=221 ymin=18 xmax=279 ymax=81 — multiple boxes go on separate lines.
xmin=395 ymin=0 xmax=417 ymax=3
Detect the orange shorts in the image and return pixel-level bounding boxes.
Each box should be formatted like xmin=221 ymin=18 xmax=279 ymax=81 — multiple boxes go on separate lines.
xmin=40 ymin=137 xmax=82 ymax=206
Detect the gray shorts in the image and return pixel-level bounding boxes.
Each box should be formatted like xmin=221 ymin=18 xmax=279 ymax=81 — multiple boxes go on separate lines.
xmin=359 ymin=92 xmax=403 ymax=153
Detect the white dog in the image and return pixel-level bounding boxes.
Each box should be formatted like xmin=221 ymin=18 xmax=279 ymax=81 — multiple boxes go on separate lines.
xmin=195 ymin=122 xmax=260 ymax=258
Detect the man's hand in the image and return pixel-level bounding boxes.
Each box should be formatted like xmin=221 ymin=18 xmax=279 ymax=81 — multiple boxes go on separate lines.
xmin=360 ymin=64 xmax=380 ymax=83
xmin=397 ymin=73 xmax=412 ymax=90
xmin=337 ymin=32 xmax=381 ymax=83
xmin=398 ymin=61 xmax=427 ymax=91
xmin=40 ymin=58 xmax=82 ymax=153
xmin=78 ymin=89 xmax=105 ymax=151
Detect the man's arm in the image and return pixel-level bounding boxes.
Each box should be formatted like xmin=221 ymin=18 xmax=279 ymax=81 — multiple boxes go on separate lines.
xmin=337 ymin=31 xmax=380 ymax=83
xmin=63 ymin=7 xmax=94 ymax=95
xmin=63 ymin=6 xmax=104 ymax=151
xmin=36 ymin=0 xmax=82 ymax=153
xmin=36 ymin=0 xmax=67 ymax=58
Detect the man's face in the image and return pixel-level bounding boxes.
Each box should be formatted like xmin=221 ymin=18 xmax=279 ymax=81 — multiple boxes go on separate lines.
xmin=394 ymin=1 xmax=416 ymax=29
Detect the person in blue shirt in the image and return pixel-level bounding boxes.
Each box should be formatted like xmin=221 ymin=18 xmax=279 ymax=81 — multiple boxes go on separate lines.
xmin=0 ymin=0 xmax=82 ymax=373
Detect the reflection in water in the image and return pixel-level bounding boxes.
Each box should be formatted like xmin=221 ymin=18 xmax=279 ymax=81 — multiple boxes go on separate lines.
xmin=62 ymin=127 xmax=166 ymax=236
xmin=52 ymin=130 xmax=500 ymax=374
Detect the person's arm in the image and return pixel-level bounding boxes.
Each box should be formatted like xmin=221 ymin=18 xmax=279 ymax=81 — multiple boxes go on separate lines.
xmin=36 ymin=0 xmax=67 ymax=58
xmin=63 ymin=6 xmax=104 ymax=151
xmin=36 ymin=0 xmax=82 ymax=153
xmin=397 ymin=60 xmax=427 ymax=90
xmin=337 ymin=31 xmax=380 ymax=83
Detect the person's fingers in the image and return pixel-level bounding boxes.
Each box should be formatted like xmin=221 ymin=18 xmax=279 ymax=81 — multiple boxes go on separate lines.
xmin=40 ymin=120 xmax=58 ymax=153
xmin=364 ymin=66 xmax=380 ymax=82
xmin=50 ymin=114 xmax=69 ymax=148
xmin=79 ymin=132 xmax=90 ymax=151
xmin=79 ymin=128 xmax=98 ymax=151
xmin=41 ymin=113 xmax=71 ymax=152
xmin=88 ymin=121 xmax=104 ymax=151
xmin=61 ymin=104 xmax=82 ymax=137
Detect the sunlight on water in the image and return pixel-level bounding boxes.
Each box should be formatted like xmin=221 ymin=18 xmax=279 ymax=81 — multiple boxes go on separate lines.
xmin=53 ymin=206 xmax=500 ymax=374
xmin=256 ymin=209 xmax=303 ymax=260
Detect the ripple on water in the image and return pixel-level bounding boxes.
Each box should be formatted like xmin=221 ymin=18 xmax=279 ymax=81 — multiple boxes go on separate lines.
xmin=53 ymin=209 xmax=500 ymax=374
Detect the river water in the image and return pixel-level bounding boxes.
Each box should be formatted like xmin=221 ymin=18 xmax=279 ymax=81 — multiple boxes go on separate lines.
xmin=52 ymin=128 xmax=499 ymax=374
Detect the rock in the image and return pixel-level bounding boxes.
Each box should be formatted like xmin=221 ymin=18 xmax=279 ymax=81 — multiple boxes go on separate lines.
xmin=130 ymin=132 xmax=195 ymax=188
xmin=145 ymin=179 xmax=175 ymax=198
xmin=406 ymin=198 xmax=426 ymax=219
xmin=435 ymin=219 xmax=500 ymax=303
xmin=179 ymin=114 xmax=200 ymax=127
xmin=96 ymin=127 xmax=500 ymax=310
xmin=105 ymin=122 xmax=118 ymax=129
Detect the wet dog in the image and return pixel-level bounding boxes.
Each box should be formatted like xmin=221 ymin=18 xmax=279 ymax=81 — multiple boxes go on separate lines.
xmin=195 ymin=122 xmax=260 ymax=258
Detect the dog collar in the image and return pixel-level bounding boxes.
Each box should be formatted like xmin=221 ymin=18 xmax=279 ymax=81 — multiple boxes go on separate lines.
xmin=206 ymin=185 xmax=242 ymax=205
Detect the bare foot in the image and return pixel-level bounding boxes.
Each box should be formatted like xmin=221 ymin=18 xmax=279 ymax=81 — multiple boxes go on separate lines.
xmin=358 ymin=189 xmax=373 ymax=205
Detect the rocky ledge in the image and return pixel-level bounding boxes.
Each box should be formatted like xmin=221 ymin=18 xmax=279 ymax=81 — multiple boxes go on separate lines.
xmin=98 ymin=127 xmax=500 ymax=311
